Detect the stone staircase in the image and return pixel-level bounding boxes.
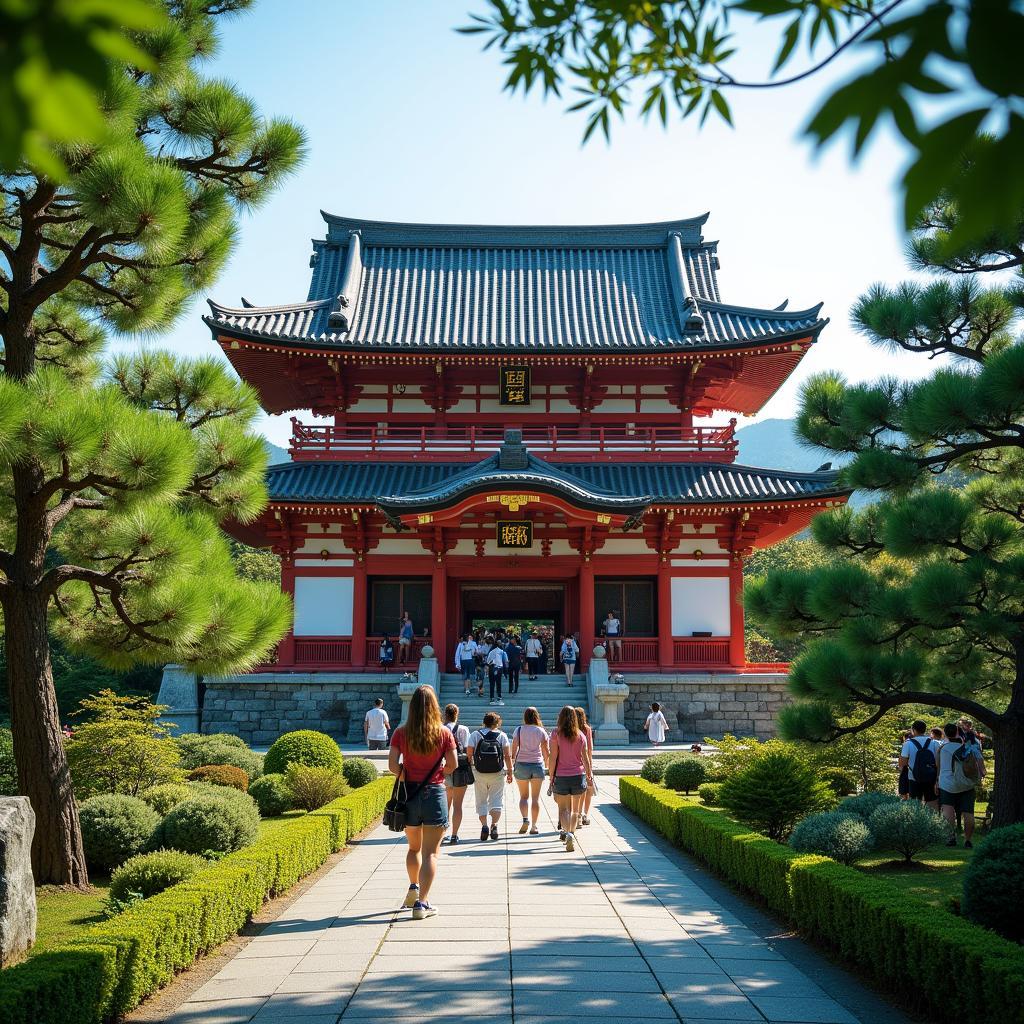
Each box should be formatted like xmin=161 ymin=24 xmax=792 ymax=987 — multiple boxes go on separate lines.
xmin=437 ymin=672 xmax=583 ymax=734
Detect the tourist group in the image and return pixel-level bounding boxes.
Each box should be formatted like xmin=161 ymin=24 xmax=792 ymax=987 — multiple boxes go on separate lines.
xmin=385 ymin=685 xmax=594 ymax=920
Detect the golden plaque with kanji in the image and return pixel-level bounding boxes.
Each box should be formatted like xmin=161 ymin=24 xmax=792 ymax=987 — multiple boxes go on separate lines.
xmin=499 ymin=364 xmax=531 ymax=405
xmin=496 ymin=520 xmax=533 ymax=548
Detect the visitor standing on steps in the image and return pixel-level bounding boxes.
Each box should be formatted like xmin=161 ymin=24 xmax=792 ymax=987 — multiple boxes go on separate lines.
xmin=525 ymin=631 xmax=543 ymax=680
xmin=398 ymin=611 xmax=414 ymax=665
xmin=505 ymin=633 xmax=523 ymax=695
xmin=475 ymin=632 xmax=490 ymax=697
xmin=575 ymin=706 xmax=595 ymax=826
xmin=511 ymin=707 xmax=549 ymax=835
xmin=486 ymin=640 xmax=507 ymax=705
xmin=467 ymin=711 xmax=513 ymax=841
xmin=549 ymin=704 xmax=592 ymax=852
xmin=454 ymin=633 xmax=476 ymax=696
xmin=442 ymin=702 xmax=473 ymax=845
xmin=388 ymin=685 xmax=457 ymax=920
xmin=560 ymin=634 xmax=579 ymax=687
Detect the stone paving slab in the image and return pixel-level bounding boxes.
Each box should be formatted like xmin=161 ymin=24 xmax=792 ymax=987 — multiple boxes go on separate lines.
xmin=160 ymin=779 xmax=906 ymax=1024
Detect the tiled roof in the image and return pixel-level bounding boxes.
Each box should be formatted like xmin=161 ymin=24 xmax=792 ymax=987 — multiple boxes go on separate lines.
xmin=205 ymin=214 xmax=826 ymax=352
xmin=265 ymin=458 xmax=846 ymax=506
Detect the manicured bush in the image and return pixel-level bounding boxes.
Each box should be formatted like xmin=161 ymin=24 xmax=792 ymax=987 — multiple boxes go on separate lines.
xmin=0 ymin=778 xmax=395 ymax=1024
xmin=342 ymin=756 xmax=378 ymax=789
xmin=249 ymin=773 xmax=294 ymax=817
xmin=719 ymin=747 xmax=835 ymax=840
xmin=0 ymin=727 xmax=17 ymax=796
xmin=819 ymin=767 xmax=859 ymax=797
xmin=264 ymin=730 xmax=343 ymax=776
xmin=154 ymin=793 xmax=260 ymax=856
xmin=838 ymin=791 xmax=900 ymax=820
xmin=176 ymin=733 xmax=264 ymax=781
xmin=790 ymin=811 xmax=874 ymax=865
xmin=663 ymin=756 xmax=708 ymax=794
xmin=109 ymin=849 xmax=208 ymax=902
xmin=185 ymin=780 xmax=255 ymax=806
xmin=698 ymin=782 xmax=723 ymax=806
xmin=285 ymin=764 xmax=348 ymax=811
xmin=140 ymin=783 xmax=193 ymax=815
xmin=639 ymin=751 xmax=686 ymax=784
xmin=867 ymin=801 xmax=950 ymax=863
xmin=79 ymin=794 xmax=160 ymax=872
xmin=961 ymin=823 xmax=1024 ymax=942
xmin=187 ymin=764 xmax=249 ymax=791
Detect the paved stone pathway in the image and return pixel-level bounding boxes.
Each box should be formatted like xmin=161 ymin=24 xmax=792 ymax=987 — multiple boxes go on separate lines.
xmin=164 ymin=784 xmax=894 ymax=1024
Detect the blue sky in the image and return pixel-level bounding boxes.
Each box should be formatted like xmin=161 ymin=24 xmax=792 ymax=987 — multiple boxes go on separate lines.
xmin=148 ymin=1 xmax=928 ymax=449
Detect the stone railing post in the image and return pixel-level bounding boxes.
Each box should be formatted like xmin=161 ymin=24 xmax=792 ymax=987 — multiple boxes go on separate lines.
xmin=593 ymin=670 xmax=630 ymax=746
xmin=0 ymin=797 xmax=37 ymax=966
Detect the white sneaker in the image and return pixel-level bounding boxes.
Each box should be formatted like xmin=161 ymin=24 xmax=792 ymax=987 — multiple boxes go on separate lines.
xmin=565 ymin=833 xmax=575 ymax=852
xmin=498 ymin=699 xmax=505 ymax=706
xmin=412 ymin=900 xmax=437 ymax=920
xmin=402 ymin=885 xmax=419 ymax=908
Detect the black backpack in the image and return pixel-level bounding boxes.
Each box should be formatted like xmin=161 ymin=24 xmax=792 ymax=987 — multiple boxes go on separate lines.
xmin=909 ymin=736 xmax=937 ymax=786
xmin=474 ymin=730 xmax=505 ymax=774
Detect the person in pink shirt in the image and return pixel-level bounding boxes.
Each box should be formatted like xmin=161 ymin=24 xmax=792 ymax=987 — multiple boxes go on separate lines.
xmin=575 ymin=706 xmax=595 ymax=826
xmin=548 ymin=704 xmax=593 ymax=852
xmin=511 ymin=707 xmax=550 ymax=835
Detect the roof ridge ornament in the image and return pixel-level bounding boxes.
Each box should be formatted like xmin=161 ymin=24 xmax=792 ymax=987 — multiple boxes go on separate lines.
xmin=667 ymin=231 xmax=705 ymax=333
xmin=327 ymin=229 xmax=363 ymax=330
xmin=499 ymin=429 xmax=528 ymax=470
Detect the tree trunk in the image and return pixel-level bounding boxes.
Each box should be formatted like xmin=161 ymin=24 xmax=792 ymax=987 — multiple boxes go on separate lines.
xmin=2 ymin=586 xmax=88 ymax=887
xmin=991 ymin=650 xmax=1024 ymax=828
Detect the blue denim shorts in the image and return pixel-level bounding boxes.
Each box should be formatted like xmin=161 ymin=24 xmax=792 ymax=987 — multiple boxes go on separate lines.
xmin=405 ymin=783 xmax=449 ymax=827
xmin=552 ymin=774 xmax=586 ymax=796
xmin=514 ymin=763 xmax=546 ymax=781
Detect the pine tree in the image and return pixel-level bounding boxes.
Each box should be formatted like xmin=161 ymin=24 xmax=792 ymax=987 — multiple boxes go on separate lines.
xmin=0 ymin=1 xmax=304 ymax=884
xmin=747 ymin=180 xmax=1024 ymax=827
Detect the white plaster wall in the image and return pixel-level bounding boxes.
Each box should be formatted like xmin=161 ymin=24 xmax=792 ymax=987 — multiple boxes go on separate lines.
xmin=296 ymin=537 xmax=351 ymax=554
xmin=596 ymin=538 xmax=655 ymax=555
xmin=671 ymin=576 xmax=730 ymax=636
xmin=293 ymin=576 xmax=354 ymax=636
xmin=374 ymin=538 xmax=432 ymax=556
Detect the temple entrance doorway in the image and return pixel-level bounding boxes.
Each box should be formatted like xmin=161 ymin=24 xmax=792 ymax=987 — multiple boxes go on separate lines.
xmin=460 ymin=584 xmax=564 ymax=673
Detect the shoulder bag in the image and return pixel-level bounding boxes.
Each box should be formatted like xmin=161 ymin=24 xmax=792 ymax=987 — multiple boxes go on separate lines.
xmin=383 ymin=746 xmax=447 ymax=832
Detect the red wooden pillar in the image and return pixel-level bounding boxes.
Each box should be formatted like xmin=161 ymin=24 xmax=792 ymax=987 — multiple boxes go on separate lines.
xmin=657 ymin=561 xmax=674 ymax=670
xmin=729 ymin=560 xmax=746 ymax=668
xmin=350 ymin=561 xmax=367 ymax=668
xmin=431 ymin=560 xmax=447 ymax=666
xmin=579 ymin=558 xmax=595 ymax=669
xmin=279 ymin=562 xmax=296 ymax=667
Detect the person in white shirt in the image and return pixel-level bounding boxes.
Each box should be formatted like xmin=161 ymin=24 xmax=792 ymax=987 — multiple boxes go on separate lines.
xmin=442 ymin=703 xmax=473 ymax=844
xmin=364 ymin=698 xmax=390 ymax=750
xmin=486 ymin=642 xmax=507 ymax=705
xmin=936 ymin=722 xmax=984 ymax=848
xmin=897 ymin=719 xmax=940 ymax=807
xmin=645 ymin=702 xmax=668 ymax=747
xmin=454 ymin=634 xmax=477 ymax=696
xmin=466 ymin=712 xmax=513 ymax=841
xmin=525 ymin=632 xmax=544 ymax=679
xmin=603 ymin=610 xmax=622 ymax=662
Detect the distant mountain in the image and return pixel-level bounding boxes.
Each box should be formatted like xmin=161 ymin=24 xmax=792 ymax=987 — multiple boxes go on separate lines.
xmin=734 ymin=418 xmax=833 ymax=473
xmin=264 ymin=440 xmax=289 ymax=465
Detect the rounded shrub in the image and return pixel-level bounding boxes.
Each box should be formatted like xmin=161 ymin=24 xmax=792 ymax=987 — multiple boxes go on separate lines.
xmin=249 ymin=773 xmax=294 ymax=817
xmin=109 ymin=848 xmax=207 ymax=902
xmin=285 ymin=764 xmax=348 ymax=811
xmin=154 ymin=793 xmax=260 ymax=855
xmin=820 ymin=767 xmax=859 ymax=797
xmin=640 ymin=752 xmax=685 ymax=784
xmin=187 ymin=764 xmax=250 ymax=791
xmin=79 ymin=794 xmax=160 ymax=872
xmin=838 ymin=791 xmax=901 ymax=820
xmin=790 ymin=811 xmax=874 ymax=865
xmin=342 ymin=757 xmax=378 ymax=790
xmin=663 ymin=757 xmax=708 ymax=794
xmin=961 ymin=823 xmax=1024 ymax=941
xmin=264 ymin=730 xmax=344 ymax=776
xmin=868 ymin=801 xmax=950 ymax=863
xmin=140 ymin=783 xmax=193 ymax=815
xmin=719 ymin=748 xmax=835 ymax=841
xmin=176 ymin=733 xmax=264 ymax=780
xmin=698 ymin=782 xmax=723 ymax=806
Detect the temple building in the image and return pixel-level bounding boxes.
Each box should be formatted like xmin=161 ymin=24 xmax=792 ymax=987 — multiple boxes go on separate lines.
xmin=170 ymin=213 xmax=850 ymax=744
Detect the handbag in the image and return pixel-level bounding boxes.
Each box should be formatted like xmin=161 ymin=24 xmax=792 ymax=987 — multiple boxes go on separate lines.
xmin=383 ymin=747 xmax=447 ymax=832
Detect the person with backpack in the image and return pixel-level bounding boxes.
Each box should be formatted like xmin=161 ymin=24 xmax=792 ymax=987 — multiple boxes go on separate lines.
xmin=466 ymin=711 xmax=513 ymax=841
xmin=486 ymin=640 xmax=507 ymax=705
xmin=936 ymin=721 xmax=984 ymax=848
xmin=388 ymin=686 xmax=458 ymax=919
xmin=559 ymin=634 xmax=579 ymax=687
xmin=442 ymin=703 xmax=473 ymax=845
xmin=511 ymin=707 xmax=550 ymax=835
xmin=898 ymin=719 xmax=940 ymax=808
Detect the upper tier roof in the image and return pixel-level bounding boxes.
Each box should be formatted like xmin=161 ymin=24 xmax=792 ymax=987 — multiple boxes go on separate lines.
xmin=205 ymin=213 xmax=827 ymax=354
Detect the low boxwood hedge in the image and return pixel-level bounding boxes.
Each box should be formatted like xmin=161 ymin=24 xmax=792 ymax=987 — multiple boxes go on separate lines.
xmin=0 ymin=776 xmax=393 ymax=1024
xmin=619 ymin=777 xmax=1024 ymax=1024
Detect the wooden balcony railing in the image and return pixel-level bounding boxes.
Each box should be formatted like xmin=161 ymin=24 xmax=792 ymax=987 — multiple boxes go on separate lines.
xmin=289 ymin=420 xmax=737 ymax=463
xmin=673 ymin=638 xmax=731 ymax=666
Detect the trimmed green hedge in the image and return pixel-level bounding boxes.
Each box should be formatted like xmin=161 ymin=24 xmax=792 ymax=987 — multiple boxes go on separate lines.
xmin=619 ymin=777 xmax=1024 ymax=1024
xmin=0 ymin=777 xmax=392 ymax=1024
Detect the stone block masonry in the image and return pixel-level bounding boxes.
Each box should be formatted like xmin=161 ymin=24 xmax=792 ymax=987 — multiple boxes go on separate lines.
xmin=0 ymin=798 xmax=37 ymax=966
xmin=622 ymin=672 xmax=791 ymax=742
xmin=201 ymin=673 xmax=403 ymax=746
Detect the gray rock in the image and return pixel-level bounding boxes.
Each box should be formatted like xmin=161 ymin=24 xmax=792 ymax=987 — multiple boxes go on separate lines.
xmin=0 ymin=797 xmax=37 ymax=966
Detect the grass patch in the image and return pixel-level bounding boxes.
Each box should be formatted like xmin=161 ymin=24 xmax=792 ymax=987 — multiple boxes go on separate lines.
xmin=33 ymin=879 xmax=111 ymax=957
xmin=256 ymin=810 xmax=307 ymax=834
xmin=859 ymin=843 xmax=972 ymax=911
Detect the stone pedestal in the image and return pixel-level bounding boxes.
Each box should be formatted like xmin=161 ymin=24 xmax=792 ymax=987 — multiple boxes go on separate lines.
xmin=593 ymin=676 xmax=630 ymax=747
xmin=398 ymin=672 xmax=422 ymax=725
xmin=0 ymin=797 xmax=37 ymax=966
xmin=157 ymin=664 xmax=200 ymax=735
xmin=416 ymin=648 xmax=439 ymax=697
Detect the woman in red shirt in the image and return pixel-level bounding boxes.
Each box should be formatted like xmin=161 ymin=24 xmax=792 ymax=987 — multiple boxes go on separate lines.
xmin=388 ymin=685 xmax=457 ymax=919
xmin=548 ymin=704 xmax=593 ymax=852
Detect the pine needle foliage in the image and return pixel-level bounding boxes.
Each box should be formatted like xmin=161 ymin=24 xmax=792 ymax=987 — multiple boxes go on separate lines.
xmin=747 ymin=183 xmax=1024 ymax=828
xmin=0 ymin=1 xmax=304 ymax=884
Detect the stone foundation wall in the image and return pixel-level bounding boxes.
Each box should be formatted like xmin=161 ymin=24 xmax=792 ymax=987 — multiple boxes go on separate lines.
xmin=622 ymin=673 xmax=791 ymax=742
xmin=201 ymin=673 xmax=402 ymax=746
